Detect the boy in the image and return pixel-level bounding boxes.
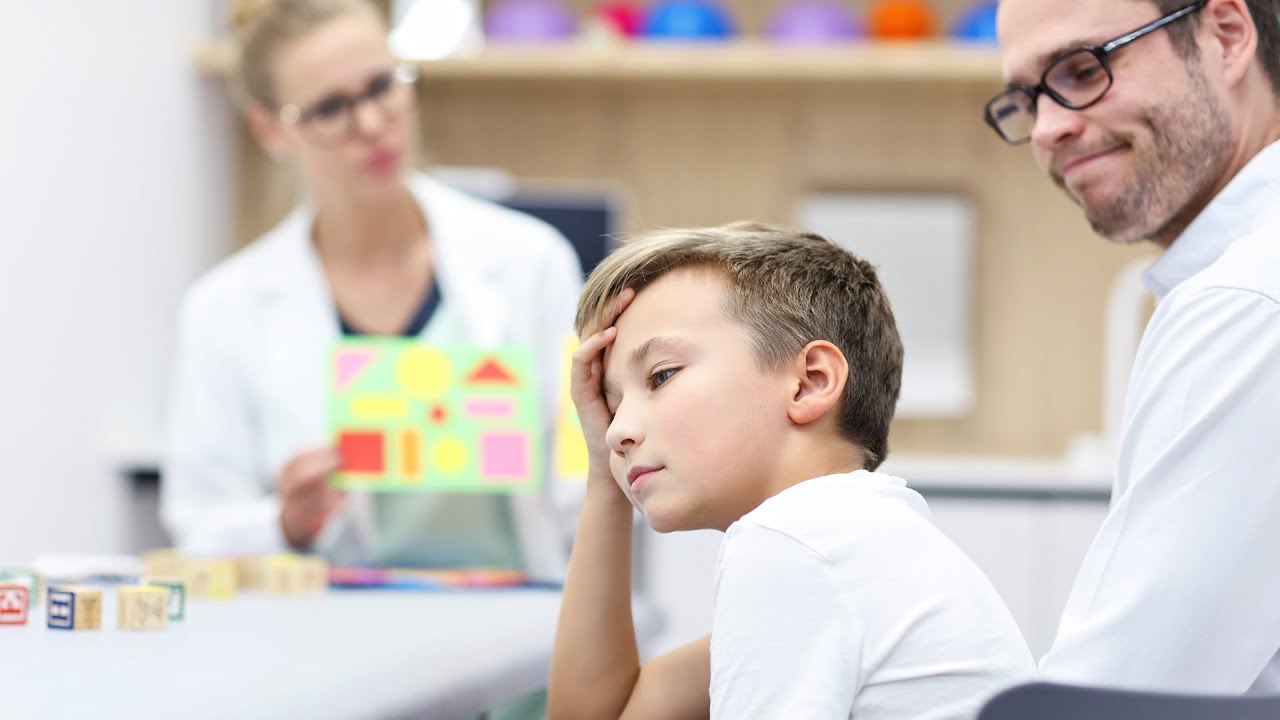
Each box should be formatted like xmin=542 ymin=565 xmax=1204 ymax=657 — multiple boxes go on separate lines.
xmin=548 ymin=223 xmax=1036 ymax=719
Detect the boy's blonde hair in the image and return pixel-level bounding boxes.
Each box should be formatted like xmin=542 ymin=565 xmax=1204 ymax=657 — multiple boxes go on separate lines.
xmin=576 ymin=222 xmax=903 ymax=470
xmin=229 ymin=0 xmax=381 ymax=107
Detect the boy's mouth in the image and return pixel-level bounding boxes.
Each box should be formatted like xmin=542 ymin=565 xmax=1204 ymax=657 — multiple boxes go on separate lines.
xmin=627 ymin=465 xmax=664 ymax=487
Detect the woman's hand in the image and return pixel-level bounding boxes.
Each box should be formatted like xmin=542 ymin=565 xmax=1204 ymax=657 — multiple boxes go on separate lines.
xmin=277 ymin=447 xmax=347 ymax=549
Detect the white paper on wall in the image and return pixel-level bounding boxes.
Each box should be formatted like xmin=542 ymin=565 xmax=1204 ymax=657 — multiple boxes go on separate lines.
xmin=795 ymin=192 xmax=976 ymax=418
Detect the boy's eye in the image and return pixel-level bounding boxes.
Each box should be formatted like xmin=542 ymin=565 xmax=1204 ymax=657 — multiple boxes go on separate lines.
xmin=649 ymin=368 xmax=678 ymax=389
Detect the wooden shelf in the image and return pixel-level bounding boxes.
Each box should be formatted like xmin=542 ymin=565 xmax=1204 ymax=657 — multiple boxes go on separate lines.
xmin=195 ymin=40 xmax=1003 ymax=84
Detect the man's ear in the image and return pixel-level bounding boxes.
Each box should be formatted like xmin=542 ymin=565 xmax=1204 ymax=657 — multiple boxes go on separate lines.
xmin=246 ymin=103 xmax=290 ymax=160
xmin=1204 ymin=0 xmax=1258 ymax=88
xmin=787 ymin=340 xmax=849 ymax=426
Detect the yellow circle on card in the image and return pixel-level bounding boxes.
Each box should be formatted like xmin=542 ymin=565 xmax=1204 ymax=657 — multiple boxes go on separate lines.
xmin=432 ymin=437 xmax=468 ymax=475
xmin=396 ymin=347 xmax=452 ymax=399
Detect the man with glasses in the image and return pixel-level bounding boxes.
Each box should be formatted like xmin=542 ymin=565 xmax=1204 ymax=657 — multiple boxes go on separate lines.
xmin=990 ymin=0 xmax=1280 ymax=695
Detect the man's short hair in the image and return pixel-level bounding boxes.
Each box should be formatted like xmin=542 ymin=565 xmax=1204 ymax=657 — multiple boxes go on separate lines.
xmin=1149 ymin=0 xmax=1280 ymax=93
xmin=576 ymin=222 xmax=904 ymax=470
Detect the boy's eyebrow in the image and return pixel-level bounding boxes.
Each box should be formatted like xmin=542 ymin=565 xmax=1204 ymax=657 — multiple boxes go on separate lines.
xmin=629 ymin=336 xmax=694 ymax=369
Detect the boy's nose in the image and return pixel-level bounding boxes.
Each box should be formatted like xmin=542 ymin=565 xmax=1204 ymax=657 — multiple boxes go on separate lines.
xmin=605 ymin=404 xmax=643 ymax=455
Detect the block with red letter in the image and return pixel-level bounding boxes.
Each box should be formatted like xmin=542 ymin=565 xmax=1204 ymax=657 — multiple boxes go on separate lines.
xmin=0 ymin=584 xmax=29 ymax=625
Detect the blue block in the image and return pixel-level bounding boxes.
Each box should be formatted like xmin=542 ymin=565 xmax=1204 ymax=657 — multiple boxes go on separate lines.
xmin=47 ymin=590 xmax=74 ymax=630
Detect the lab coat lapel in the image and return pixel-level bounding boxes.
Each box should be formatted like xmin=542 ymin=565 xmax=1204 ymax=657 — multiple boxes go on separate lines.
xmin=416 ymin=179 xmax=511 ymax=347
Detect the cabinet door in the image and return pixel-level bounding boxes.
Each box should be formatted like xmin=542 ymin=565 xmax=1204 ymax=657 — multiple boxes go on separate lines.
xmin=928 ymin=499 xmax=1107 ymax=656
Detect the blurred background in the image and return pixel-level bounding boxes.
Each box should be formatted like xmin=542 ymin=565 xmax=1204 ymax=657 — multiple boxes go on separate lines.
xmin=1 ymin=0 xmax=1158 ymax=658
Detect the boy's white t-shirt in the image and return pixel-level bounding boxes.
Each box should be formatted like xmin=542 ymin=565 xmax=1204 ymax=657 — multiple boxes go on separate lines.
xmin=710 ymin=471 xmax=1038 ymax=720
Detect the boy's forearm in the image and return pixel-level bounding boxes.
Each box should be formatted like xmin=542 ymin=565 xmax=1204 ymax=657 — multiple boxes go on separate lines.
xmin=548 ymin=475 xmax=641 ymax=719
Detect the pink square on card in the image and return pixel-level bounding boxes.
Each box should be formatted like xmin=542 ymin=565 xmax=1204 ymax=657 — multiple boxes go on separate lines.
xmin=479 ymin=432 xmax=530 ymax=483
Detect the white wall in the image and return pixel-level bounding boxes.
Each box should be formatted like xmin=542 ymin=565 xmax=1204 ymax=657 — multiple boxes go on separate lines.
xmin=0 ymin=2 xmax=232 ymax=563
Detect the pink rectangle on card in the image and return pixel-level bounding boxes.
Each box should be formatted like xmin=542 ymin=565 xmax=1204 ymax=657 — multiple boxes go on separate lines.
xmin=463 ymin=398 xmax=516 ymax=420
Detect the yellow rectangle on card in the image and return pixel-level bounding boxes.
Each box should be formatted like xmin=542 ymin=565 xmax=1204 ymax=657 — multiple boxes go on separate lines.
xmin=351 ymin=394 xmax=411 ymax=420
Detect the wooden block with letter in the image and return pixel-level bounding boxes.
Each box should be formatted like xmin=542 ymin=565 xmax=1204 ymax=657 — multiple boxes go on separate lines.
xmin=142 ymin=549 xmax=187 ymax=579
xmin=234 ymin=556 xmax=265 ymax=591
xmin=117 ymin=586 xmax=170 ymax=630
xmin=185 ymin=559 xmax=237 ymax=599
xmin=260 ymin=553 xmax=328 ymax=593
xmin=47 ymin=586 xmax=102 ymax=630
xmin=261 ymin=554 xmax=302 ymax=593
xmin=141 ymin=577 xmax=186 ymax=620
xmin=0 ymin=584 xmax=29 ymax=625
xmin=301 ymin=555 xmax=329 ymax=592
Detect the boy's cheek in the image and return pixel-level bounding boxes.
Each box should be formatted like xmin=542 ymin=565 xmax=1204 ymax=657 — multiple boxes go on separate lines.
xmin=607 ymin=457 xmax=639 ymax=504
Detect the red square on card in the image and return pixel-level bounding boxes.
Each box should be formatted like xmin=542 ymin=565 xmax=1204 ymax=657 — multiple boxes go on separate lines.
xmin=338 ymin=431 xmax=385 ymax=474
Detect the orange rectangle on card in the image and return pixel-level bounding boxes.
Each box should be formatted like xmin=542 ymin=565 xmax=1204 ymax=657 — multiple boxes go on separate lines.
xmin=401 ymin=428 xmax=421 ymax=479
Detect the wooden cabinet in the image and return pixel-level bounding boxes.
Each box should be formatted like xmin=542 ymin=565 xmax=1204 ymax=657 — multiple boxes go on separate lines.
xmin=196 ymin=32 xmax=1152 ymax=457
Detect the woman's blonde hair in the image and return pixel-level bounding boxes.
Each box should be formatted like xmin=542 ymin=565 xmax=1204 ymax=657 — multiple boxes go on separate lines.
xmin=229 ymin=0 xmax=381 ymax=107
xmin=576 ymin=222 xmax=904 ymax=469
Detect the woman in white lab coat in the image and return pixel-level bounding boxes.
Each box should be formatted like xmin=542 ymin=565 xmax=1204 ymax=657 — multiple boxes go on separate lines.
xmin=161 ymin=0 xmax=582 ymax=579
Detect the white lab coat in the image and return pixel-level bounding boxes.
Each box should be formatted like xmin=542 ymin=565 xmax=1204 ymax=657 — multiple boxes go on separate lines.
xmin=160 ymin=172 xmax=584 ymax=580
xmin=1040 ymin=142 xmax=1280 ymax=692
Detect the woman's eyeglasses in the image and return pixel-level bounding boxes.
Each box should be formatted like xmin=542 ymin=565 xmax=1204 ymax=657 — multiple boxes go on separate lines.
xmin=275 ymin=63 xmax=420 ymax=146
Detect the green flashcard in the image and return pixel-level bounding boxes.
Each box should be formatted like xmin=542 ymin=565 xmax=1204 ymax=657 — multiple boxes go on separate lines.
xmin=329 ymin=339 xmax=543 ymax=493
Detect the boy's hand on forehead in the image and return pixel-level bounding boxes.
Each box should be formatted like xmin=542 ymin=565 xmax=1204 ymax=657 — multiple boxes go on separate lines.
xmin=570 ymin=288 xmax=635 ymax=484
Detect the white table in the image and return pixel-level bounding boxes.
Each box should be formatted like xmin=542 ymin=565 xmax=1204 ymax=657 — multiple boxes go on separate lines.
xmin=7 ymin=589 xmax=661 ymax=720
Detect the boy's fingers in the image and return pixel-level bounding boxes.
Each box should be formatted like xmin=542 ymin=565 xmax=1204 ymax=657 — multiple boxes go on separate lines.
xmin=572 ymin=326 xmax=618 ymax=365
xmin=604 ymin=287 xmax=636 ymax=328
xmin=578 ymin=287 xmax=635 ymax=341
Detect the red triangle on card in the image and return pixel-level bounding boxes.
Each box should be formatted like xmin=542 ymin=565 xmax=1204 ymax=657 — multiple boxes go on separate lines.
xmin=467 ymin=358 xmax=518 ymax=385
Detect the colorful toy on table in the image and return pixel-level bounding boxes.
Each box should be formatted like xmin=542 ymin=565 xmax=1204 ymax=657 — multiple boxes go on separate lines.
xmin=0 ymin=569 xmax=42 ymax=608
xmin=328 ymin=566 xmax=540 ymax=590
xmin=765 ymin=0 xmax=863 ymax=45
xmin=329 ymin=339 xmax=543 ymax=493
xmin=47 ymin=586 xmax=102 ymax=630
xmin=142 ymin=577 xmax=186 ymax=620
xmin=868 ymin=0 xmax=936 ymax=39
xmin=0 ymin=584 xmax=29 ymax=625
xmin=949 ymin=0 xmax=997 ymax=43
xmin=643 ymin=0 xmax=737 ymax=41
xmin=484 ymin=0 xmax=578 ymax=43
xmin=117 ymin=586 xmax=170 ymax=631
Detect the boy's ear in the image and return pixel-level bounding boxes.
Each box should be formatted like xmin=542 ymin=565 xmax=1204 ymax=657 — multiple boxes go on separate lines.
xmin=787 ymin=341 xmax=848 ymax=426
xmin=246 ymin=103 xmax=290 ymax=160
